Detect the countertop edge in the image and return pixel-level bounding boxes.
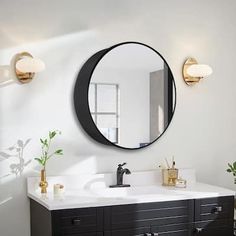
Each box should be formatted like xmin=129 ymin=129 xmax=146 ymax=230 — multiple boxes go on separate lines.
xmin=28 ymin=191 xmax=235 ymax=211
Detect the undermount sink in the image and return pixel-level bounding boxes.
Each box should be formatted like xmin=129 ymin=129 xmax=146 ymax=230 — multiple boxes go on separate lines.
xmin=89 ymin=185 xmax=177 ymax=198
xmin=84 ymin=185 xmax=221 ymax=200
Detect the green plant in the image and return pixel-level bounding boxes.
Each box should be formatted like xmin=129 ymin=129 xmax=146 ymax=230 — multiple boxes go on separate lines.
xmin=34 ymin=130 xmax=63 ymax=169
xmin=226 ymin=161 xmax=236 ymax=184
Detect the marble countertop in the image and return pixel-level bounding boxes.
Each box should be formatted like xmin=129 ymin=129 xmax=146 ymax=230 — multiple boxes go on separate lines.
xmin=28 ymin=182 xmax=235 ymax=210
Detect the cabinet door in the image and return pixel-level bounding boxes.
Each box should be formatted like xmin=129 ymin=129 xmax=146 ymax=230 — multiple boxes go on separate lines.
xmin=104 ymin=227 xmax=150 ymax=236
xmin=195 ymin=196 xmax=234 ymax=222
xmin=193 ymin=219 xmax=233 ymax=236
xmin=151 ymin=223 xmax=191 ymax=236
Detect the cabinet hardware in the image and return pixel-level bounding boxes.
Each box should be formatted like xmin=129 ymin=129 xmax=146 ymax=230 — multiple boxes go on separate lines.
xmin=213 ymin=206 xmax=222 ymax=214
xmin=152 ymin=233 xmax=159 ymax=236
xmin=195 ymin=227 xmax=203 ymax=233
xmin=72 ymin=218 xmax=81 ymax=225
xmin=144 ymin=233 xmax=152 ymax=236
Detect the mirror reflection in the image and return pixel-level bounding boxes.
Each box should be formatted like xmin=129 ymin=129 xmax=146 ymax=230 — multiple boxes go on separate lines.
xmin=88 ymin=43 xmax=176 ymax=149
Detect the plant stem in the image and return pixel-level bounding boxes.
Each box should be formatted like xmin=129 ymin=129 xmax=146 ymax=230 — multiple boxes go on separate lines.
xmin=44 ymin=135 xmax=52 ymax=167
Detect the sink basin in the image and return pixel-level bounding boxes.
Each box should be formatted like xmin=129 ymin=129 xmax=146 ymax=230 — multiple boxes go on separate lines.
xmin=84 ymin=185 xmax=222 ymax=200
xmin=89 ymin=185 xmax=171 ymax=198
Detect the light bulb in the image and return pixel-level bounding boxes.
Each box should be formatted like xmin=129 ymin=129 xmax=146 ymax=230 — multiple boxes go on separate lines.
xmin=16 ymin=57 xmax=45 ymax=73
xmin=187 ymin=64 xmax=212 ymax=78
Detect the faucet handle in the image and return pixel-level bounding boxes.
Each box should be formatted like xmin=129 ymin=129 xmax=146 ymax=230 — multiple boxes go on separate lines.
xmin=118 ymin=162 xmax=127 ymax=167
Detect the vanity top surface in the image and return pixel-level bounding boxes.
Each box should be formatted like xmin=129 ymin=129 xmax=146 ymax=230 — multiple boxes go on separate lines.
xmin=28 ymin=182 xmax=235 ymax=210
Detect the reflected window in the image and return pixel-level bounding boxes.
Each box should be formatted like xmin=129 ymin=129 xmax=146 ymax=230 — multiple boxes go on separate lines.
xmin=89 ymin=83 xmax=119 ymax=144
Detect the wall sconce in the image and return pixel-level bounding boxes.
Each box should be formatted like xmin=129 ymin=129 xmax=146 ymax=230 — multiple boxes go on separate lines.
xmin=0 ymin=52 xmax=45 ymax=86
xmin=183 ymin=58 xmax=213 ymax=85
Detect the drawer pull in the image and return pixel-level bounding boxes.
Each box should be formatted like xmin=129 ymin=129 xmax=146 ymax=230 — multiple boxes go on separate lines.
xmin=213 ymin=206 xmax=222 ymax=214
xmin=72 ymin=218 xmax=81 ymax=225
xmin=152 ymin=233 xmax=159 ymax=236
xmin=144 ymin=234 xmax=152 ymax=236
xmin=195 ymin=227 xmax=203 ymax=233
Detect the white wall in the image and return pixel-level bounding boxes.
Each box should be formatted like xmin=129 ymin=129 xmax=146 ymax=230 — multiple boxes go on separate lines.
xmin=0 ymin=0 xmax=236 ymax=236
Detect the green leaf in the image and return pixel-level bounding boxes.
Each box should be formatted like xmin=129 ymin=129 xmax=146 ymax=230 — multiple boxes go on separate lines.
xmin=49 ymin=131 xmax=57 ymax=139
xmin=227 ymin=169 xmax=232 ymax=173
xmin=40 ymin=138 xmax=44 ymax=144
xmin=233 ymin=161 xmax=236 ymax=170
xmin=44 ymin=139 xmax=48 ymax=146
xmin=228 ymin=163 xmax=233 ymax=170
xmin=34 ymin=158 xmax=43 ymax=165
xmin=55 ymin=149 xmax=63 ymax=155
xmin=42 ymin=159 xmax=46 ymax=167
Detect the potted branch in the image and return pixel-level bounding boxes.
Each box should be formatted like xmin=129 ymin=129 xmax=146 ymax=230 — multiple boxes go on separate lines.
xmin=226 ymin=162 xmax=236 ymax=184
xmin=35 ymin=130 xmax=63 ymax=193
xmin=226 ymin=162 xmax=236 ymax=209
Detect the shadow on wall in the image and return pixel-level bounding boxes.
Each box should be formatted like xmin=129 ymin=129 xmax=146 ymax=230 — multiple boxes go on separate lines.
xmin=0 ymin=138 xmax=33 ymax=236
xmin=0 ymin=138 xmax=31 ymax=179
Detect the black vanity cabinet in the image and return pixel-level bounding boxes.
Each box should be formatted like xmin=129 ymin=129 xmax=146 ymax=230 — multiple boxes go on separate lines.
xmin=30 ymin=196 xmax=234 ymax=236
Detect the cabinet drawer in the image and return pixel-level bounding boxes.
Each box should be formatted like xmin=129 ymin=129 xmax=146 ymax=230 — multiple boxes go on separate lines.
xmin=104 ymin=227 xmax=150 ymax=236
xmin=151 ymin=223 xmax=191 ymax=236
xmin=52 ymin=207 xmax=103 ymax=235
xmin=104 ymin=200 xmax=194 ymax=230
xmin=195 ymin=196 xmax=234 ymax=222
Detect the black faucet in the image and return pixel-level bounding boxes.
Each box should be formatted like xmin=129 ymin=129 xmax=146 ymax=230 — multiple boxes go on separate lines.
xmin=110 ymin=163 xmax=131 ymax=188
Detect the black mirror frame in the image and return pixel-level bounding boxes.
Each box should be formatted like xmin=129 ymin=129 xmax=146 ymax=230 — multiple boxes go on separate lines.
xmin=73 ymin=41 xmax=177 ymax=150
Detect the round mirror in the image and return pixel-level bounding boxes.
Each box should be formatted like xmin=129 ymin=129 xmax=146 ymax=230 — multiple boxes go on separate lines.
xmin=74 ymin=42 xmax=176 ymax=150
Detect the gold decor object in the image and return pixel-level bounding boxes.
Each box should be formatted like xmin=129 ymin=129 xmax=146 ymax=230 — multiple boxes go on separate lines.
xmin=162 ymin=168 xmax=178 ymax=186
xmin=39 ymin=169 xmax=48 ymax=194
xmin=35 ymin=131 xmax=63 ymax=194
xmin=182 ymin=57 xmax=213 ymax=86
xmin=14 ymin=52 xmax=35 ymax=84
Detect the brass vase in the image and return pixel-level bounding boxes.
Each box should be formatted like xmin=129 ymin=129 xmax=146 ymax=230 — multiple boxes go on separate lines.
xmin=39 ymin=168 xmax=48 ymax=194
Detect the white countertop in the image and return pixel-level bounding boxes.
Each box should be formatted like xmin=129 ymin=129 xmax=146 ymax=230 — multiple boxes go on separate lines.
xmin=28 ymin=183 xmax=235 ymax=210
